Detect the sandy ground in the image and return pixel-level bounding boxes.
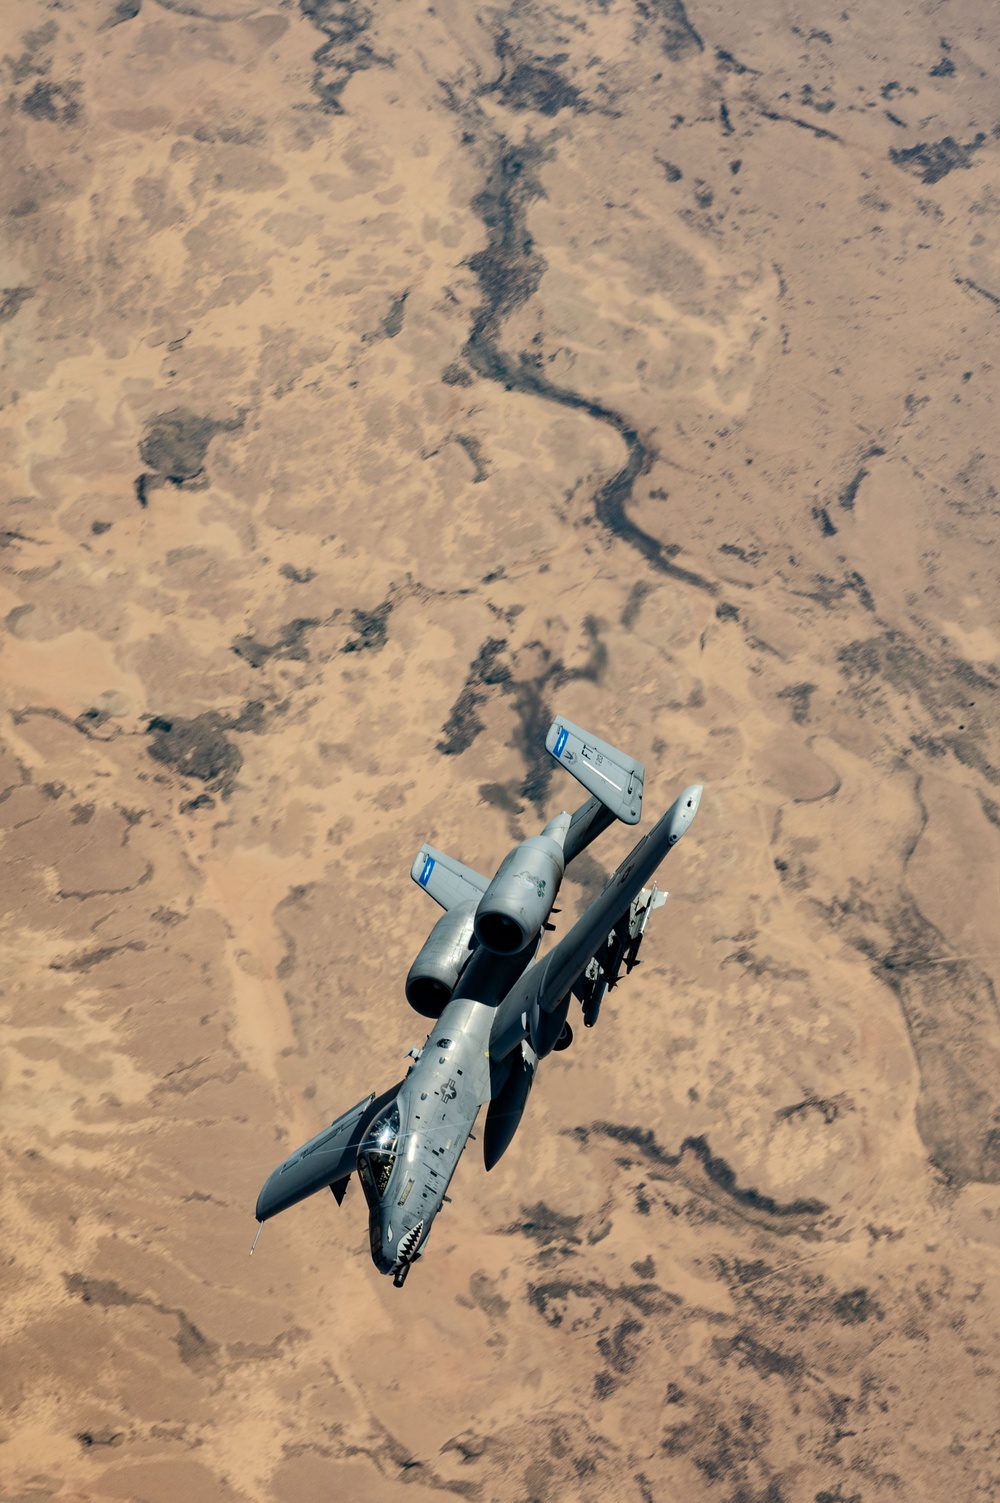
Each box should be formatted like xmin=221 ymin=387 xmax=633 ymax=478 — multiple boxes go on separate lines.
xmin=2 ymin=1 xmax=999 ymax=1499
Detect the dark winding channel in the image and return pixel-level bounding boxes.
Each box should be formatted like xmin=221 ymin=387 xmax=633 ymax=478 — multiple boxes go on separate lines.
xmin=462 ymin=139 xmax=716 ymax=595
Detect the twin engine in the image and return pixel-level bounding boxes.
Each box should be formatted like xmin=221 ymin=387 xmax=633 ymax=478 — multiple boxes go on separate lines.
xmin=473 ymin=832 xmax=565 ymax=955
xmin=405 ymin=900 xmax=476 ymax=1017
xmin=406 ymin=822 xmax=568 ymax=1015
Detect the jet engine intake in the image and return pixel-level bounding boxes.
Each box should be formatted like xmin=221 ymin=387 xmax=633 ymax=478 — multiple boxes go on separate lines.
xmin=405 ymin=900 xmax=477 ymax=1017
xmin=474 ymin=834 xmax=566 ymax=955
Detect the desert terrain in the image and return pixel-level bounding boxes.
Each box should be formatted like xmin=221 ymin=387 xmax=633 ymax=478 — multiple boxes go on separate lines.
xmin=1 ymin=0 xmax=999 ymax=1499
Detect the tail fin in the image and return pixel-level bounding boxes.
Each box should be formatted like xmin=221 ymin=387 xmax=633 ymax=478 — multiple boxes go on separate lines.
xmin=546 ymin=716 xmax=644 ymax=824
xmin=410 ymin=844 xmax=489 ymax=911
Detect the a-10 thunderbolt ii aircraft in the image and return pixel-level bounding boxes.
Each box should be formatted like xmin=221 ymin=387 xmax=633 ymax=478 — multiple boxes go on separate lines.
xmin=254 ymin=716 xmax=702 ymax=1286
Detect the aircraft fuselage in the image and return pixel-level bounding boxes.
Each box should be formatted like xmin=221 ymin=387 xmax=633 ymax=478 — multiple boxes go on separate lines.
xmin=357 ymin=995 xmax=494 ymax=1282
xmin=253 ymin=714 xmax=703 ymax=1288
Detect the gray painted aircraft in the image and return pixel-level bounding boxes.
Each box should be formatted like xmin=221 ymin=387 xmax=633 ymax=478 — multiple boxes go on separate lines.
xmin=254 ymin=716 xmax=702 ymax=1286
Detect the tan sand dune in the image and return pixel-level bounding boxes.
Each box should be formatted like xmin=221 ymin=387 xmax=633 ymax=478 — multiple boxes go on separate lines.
xmin=1 ymin=1 xmax=998 ymax=1499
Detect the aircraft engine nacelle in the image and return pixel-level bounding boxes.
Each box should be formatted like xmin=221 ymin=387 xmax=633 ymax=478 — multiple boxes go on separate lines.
xmin=474 ymin=834 xmax=565 ymax=955
xmin=405 ymin=900 xmax=477 ymax=1017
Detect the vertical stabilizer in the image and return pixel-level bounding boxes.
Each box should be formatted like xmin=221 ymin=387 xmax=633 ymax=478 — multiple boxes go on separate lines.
xmin=545 ymin=716 xmax=644 ymax=824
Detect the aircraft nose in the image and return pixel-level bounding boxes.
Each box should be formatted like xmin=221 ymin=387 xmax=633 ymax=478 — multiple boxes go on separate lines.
xmin=372 ymin=1215 xmax=426 ymax=1277
xmin=394 ymin=1220 xmax=424 ymax=1269
xmin=369 ymin=1227 xmax=392 ymax=1274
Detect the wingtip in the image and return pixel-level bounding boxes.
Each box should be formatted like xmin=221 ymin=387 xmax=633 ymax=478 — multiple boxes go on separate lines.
xmin=665 ymin=783 xmax=703 ymax=845
xmin=684 ymin=783 xmax=704 ymax=813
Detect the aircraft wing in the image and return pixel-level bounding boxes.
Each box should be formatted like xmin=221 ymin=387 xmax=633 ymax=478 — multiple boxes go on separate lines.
xmin=410 ymin=843 xmax=489 ymax=911
xmin=255 ymin=1083 xmax=401 ymax=1222
xmin=489 ymin=784 xmax=702 ymax=1060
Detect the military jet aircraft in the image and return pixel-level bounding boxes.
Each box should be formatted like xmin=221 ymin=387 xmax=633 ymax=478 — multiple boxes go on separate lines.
xmin=254 ymin=716 xmax=702 ymax=1286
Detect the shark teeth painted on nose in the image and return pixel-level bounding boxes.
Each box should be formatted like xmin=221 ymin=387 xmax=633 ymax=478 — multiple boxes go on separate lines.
xmin=395 ymin=1221 xmax=423 ymax=1267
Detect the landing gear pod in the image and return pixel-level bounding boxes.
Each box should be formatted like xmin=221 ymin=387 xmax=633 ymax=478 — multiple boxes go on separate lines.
xmin=553 ymin=1022 xmax=573 ymax=1052
xmin=484 ymin=1041 xmax=538 ymax=1170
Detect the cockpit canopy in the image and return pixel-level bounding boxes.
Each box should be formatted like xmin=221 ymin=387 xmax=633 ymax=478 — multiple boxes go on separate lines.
xmin=357 ymin=1101 xmax=400 ymax=1206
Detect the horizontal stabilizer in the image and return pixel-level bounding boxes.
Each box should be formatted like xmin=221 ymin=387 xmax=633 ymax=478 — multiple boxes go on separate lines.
xmin=255 ymin=1083 xmax=401 ymax=1222
xmin=546 ymin=716 xmax=644 ymax=825
xmin=410 ymin=844 xmax=489 ymax=911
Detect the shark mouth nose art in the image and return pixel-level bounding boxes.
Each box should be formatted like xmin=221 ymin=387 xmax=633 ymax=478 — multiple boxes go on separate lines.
xmin=391 ymin=1221 xmax=424 ymax=1286
xmin=395 ymin=1221 xmax=424 ymax=1267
